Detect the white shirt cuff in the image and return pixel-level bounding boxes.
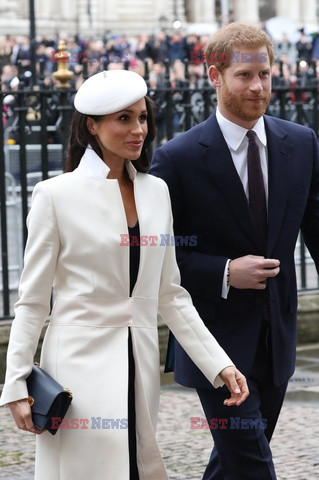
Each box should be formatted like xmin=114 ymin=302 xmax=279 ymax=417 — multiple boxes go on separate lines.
xmin=221 ymin=259 xmax=231 ymax=299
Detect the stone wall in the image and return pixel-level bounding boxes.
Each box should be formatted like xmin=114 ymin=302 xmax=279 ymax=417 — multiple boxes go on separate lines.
xmin=296 ymin=293 xmax=319 ymax=344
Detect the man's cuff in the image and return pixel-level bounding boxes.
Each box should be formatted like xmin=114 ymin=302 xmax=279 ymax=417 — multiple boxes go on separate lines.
xmin=221 ymin=259 xmax=231 ymax=299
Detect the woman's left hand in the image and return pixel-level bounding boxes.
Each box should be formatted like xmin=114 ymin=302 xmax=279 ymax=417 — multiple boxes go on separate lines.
xmin=219 ymin=366 xmax=249 ymax=406
xmin=8 ymin=398 xmax=44 ymax=434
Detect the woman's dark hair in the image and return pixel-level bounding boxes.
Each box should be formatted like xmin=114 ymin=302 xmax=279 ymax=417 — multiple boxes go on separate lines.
xmin=64 ymin=95 xmax=156 ymax=173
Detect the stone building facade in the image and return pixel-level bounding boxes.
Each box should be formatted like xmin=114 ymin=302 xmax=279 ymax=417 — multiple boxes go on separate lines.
xmin=0 ymin=0 xmax=318 ymax=38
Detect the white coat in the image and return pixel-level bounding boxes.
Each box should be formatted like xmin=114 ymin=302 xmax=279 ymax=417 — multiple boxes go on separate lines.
xmin=0 ymin=148 xmax=233 ymax=479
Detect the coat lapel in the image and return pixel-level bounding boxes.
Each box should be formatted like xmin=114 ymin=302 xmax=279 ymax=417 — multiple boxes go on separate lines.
xmin=200 ymin=113 xmax=262 ymax=251
xmin=265 ymin=116 xmax=293 ymax=255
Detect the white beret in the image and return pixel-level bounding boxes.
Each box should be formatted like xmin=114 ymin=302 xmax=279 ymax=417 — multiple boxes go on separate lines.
xmin=74 ymin=70 xmax=148 ymax=115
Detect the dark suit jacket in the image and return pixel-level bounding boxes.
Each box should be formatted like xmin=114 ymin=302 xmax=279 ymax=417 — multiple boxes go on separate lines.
xmin=150 ymin=112 xmax=319 ymax=388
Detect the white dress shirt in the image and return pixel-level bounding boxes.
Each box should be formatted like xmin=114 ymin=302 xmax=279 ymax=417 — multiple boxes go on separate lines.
xmin=215 ymin=108 xmax=269 ymax=298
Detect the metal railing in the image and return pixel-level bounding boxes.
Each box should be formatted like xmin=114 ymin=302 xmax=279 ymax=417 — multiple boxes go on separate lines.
xmin=1 ymin=52 xmax=319 ymax=319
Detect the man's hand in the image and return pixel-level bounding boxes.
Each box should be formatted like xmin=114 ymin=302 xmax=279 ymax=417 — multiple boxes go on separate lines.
xmin=219 ymin=366 xmax=249 ymax=406
xmin=229 ymin=255 xmax=280 ymax=290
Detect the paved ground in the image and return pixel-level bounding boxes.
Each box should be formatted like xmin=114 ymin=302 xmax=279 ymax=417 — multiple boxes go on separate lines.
xmin=1 ymin=343 xmax=319 ymax=480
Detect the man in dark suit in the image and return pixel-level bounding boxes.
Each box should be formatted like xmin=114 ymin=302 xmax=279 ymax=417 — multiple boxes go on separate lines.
xmin=150 ymin=22 xmax=319 ymax=480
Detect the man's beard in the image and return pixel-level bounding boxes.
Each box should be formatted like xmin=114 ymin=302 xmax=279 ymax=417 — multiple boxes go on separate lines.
xmin=220 ymin=81 xmax=271 ymax=123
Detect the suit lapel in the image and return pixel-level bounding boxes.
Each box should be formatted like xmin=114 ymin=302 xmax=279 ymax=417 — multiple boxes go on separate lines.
xmin=265 ymin=116 xmax=293 ymax=255
xmin=200 ymin=113 xmax=262 ymax=251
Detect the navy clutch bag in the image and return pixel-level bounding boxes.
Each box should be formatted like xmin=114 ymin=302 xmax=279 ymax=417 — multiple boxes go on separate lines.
xmin=26 ymin=364 xmax=73 ymax=435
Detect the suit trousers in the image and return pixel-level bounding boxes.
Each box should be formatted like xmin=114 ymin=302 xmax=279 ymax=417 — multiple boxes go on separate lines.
xmin=196 ymin=321 xmax=288 ymax=480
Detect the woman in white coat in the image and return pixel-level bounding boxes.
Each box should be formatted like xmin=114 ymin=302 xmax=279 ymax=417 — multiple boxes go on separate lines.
xmin=1 ymin=69 xmax=249 ymax=480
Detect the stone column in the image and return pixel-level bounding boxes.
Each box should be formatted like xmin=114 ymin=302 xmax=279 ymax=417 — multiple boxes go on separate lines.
xmin=276 ymin=0 xmax=300 ymax=24
xmin=153 ymin=0 xmax=169 ymax=27
xmin=177 ymin=0 xmax=186 ymax=21
xmin=98 ymin=0 xmax=115 ymax=18
xmin=88 ymin=0 xmax=99 ymax=31
xmin=301 ymin=0 xmax=317 ymax=25
xmin=77 ymin=0 xmax=91 ymax=34
xmin=154 ymin=0 xmax=174 ymax=28
xmin=93 ymin=0 xmax=117 ymax=35
xmin=233 ymin=0 xmax=259 ymax=24
xmin=35 ymin=1 xmax=52 ymax=19
xmin=193 ymin=0 xmax=216 ymax=24
xmin=57 ymin=0 xmax=77 ymax=20
xmin=0 ymin=0 xmax=19 ymax=18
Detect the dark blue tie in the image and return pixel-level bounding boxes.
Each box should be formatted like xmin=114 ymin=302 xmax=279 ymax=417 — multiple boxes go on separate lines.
xmin=247 ymin=130 xmax=267 ymax=248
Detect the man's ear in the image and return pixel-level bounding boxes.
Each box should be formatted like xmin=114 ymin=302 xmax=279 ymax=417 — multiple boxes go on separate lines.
xmin=87 ymin=117 xmax=97 ymax=135
xmin=208 ymin=65 xmax=222 ymax=87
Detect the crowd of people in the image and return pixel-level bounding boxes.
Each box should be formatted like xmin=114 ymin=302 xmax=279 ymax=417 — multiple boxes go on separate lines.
xmin=1 ymin=27 xmax=319 ymax=93
xmin=1 ymin=27 xmax=319 ymax=145
xmin=0 ymin=31 xmax=206 ymax=90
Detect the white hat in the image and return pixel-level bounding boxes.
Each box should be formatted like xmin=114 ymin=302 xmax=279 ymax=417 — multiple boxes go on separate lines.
xmin=74 ymin=70 xmax=147 ymax=115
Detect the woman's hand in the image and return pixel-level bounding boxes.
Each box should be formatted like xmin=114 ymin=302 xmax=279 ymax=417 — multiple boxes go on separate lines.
xmin=219 ymin=366 xmax=249 ymax=406
xmin=8 ymin=399 xmax=44 ymax=434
